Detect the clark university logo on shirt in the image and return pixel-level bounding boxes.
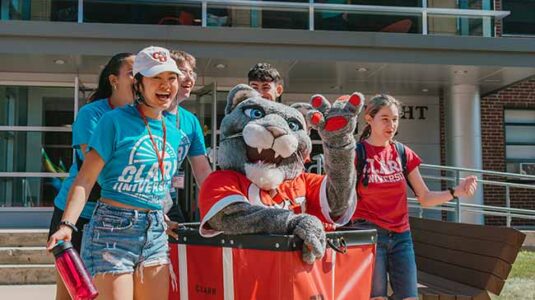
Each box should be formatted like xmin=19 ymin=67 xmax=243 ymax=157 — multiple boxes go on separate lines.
xmin=114 ymin=135 xmax=177 ymax=202
xmin=364 ymin=157 xmax=405 ymax=184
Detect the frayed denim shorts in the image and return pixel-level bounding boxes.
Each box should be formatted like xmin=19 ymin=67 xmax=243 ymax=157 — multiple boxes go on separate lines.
xmin=81 ymin=202 xmax=169 ymax=277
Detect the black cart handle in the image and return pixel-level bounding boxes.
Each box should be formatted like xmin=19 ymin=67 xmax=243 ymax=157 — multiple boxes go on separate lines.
xmin=327 ymin=237 xmax=347 ymax=254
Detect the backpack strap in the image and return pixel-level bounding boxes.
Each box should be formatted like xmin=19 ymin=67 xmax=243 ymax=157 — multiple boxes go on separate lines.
xmin=394 ymin=141 xmax=407 ymax=177
xmin=356 ymin=142 xmax=369 ymax=187
xmin=394 ymin=141 xmax=414 ymax=193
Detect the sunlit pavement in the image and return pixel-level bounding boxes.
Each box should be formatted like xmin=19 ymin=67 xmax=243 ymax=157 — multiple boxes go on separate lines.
xmin=0 ymin=284 xmax=55 ymax=299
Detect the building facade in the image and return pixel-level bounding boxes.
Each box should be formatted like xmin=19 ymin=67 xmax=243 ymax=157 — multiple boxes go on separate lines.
xmin=0 ymin=0 xmax=533 ymax=228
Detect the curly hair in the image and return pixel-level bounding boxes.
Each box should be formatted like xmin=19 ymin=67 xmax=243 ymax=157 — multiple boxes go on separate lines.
xmin=247 ymin=62 xmax=282 ymax=83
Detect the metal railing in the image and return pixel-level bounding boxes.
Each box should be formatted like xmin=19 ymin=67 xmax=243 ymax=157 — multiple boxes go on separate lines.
xmin=307 ymin=155 xmax=535 ymax=227
xmin=72 ymin=0 xmax=509 ymax=37
xmin=416 ymin=164 xmax=535 ymax=227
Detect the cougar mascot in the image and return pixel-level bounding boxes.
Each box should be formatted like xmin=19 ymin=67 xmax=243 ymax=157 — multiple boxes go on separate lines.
xmin=199 ymin=84 xmax=363 ymax=264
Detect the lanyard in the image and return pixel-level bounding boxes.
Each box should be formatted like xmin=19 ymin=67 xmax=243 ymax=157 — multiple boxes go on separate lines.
xmin=136 ymin=105 xmax=167 ymax=182
xmin=175 ymin=109 xmax=180 ymax=130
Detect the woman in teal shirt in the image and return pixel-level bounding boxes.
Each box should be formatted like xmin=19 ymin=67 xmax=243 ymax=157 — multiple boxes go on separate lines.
xmin=47 ymin=52 xmax=134 ymax=300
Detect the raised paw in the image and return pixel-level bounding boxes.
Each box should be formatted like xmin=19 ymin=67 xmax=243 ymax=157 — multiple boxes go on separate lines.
xmin=306 ymin=92 xmax=364 ymax=148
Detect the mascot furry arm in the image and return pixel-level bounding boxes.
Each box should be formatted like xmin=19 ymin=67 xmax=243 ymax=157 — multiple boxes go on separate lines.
xmin=198 ymin=84 xmax=363 ymax=264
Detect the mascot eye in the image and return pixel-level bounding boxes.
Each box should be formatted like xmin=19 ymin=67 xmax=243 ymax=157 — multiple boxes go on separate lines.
xmin=243 ymin=107 xmax=265 ymax=119
xmin=288 ymin=120 xmax=302 ymax=132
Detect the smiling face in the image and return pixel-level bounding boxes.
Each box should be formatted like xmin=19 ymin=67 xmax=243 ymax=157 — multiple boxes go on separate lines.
xmin=249 ymin=80 xmax=283 ymax=101
xmin=138 ymin=71 xmax=179 ymax=111
xmin=366 ymin=104 xmax=399 ymax=142
xmin=177 ymin=61 xmax=196 ymax=101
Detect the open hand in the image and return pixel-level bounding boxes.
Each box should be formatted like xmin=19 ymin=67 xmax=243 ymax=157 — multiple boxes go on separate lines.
xmin=306 ymin=92 xmax=364 ymax=148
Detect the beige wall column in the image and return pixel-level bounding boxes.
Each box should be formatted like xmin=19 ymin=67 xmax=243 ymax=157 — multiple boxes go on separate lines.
xmin=445 ymin=84 xmax=484 ymax=224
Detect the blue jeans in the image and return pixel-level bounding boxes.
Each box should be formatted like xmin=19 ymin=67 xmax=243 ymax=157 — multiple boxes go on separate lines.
xmin=81 ymin=202 xmax=169 ymax=277
xmin=351 ymin=220 xmax=418 ymax=299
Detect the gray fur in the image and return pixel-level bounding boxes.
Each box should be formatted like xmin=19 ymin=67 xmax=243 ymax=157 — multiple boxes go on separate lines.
xmin=207 ymin=203 xmax=326 ymax=265
xmin=224 ymin=84 xmax=261 ymax=115
xmin=218 ymin=97 xmax=311 ymax=180
xmin=207 ymin=85 xmax=363 ymax=264
xmin=306 ymin=93 xmax=364 ymax=217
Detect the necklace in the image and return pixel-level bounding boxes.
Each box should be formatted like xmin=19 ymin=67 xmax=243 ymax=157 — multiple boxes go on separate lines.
xmin=136 ymin=105 xmax=167 ymax=182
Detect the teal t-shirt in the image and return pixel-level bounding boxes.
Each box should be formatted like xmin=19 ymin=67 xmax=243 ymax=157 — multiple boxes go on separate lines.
xmin=88 ymin=105 xmax=180 ymax=210
xmin=165 ymin=107 xmax=207 ymax=199
xmin=166 ymin=106 xmax=207 ymax=161
xmin=53 ymin=98 xmax=113 ymax=219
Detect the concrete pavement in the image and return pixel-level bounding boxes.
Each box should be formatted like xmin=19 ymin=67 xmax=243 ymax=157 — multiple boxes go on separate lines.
xmin=0 ymin=284 xmax=55 ymax=299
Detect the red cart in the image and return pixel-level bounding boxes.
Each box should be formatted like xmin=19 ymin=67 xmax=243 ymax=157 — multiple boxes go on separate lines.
xmin=169 ymin=225 xmax=376 ymax=300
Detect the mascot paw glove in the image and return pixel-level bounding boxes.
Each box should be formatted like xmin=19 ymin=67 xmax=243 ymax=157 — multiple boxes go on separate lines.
xmin=306 ymin=92 xmax=364 ymax=148
xmin=288 ymin=214 xmax=326 ymax=264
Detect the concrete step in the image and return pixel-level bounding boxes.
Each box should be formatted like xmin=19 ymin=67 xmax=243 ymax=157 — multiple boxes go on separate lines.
xmin=0 ymin=247 xmax=54 ymax=264
xmin=0 ymin=229 xmax=49 ymax=247
xmin=0 ymin=264 xmax=55 ymax=285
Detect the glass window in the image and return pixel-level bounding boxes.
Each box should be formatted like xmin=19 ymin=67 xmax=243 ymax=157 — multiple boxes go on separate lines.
xmin=83 ymin=0 xmax=202 ymax=25
xmin=427 ymin=15 xmax=486 ymax=36
xmin=205 ymin=3 xmax=308 ymax=30
xmin=0 ymin=0 xmax=78 ymax=21
xmin=0 ymin=86 xmax=74 ymax=126
xmin=502 ymin=0 xmax=535 ymax=35
xmin=0 ymin=85 xmax=74 ymax=208
xmin=504 ymin=109 xmax=535 ymax=174
xmin=427 ymin=0 xmax=490 ymax=10
xmin=0 ymin=176 xmax=66 ymax=207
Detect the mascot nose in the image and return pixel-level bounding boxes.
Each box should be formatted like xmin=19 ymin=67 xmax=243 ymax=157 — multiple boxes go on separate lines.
xmin=266 ymin=126 xmax=286 ymax=138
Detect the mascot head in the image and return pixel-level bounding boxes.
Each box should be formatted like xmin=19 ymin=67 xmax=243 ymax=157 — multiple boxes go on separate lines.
xmin=217 ymin=84 xmax=312 ymax=190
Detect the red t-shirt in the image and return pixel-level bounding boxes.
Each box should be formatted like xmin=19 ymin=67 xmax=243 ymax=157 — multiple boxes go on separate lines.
xmin=199 ymin=170 xmax=356 ymax=237
xmin=353 ymin=141 xmax=421 ymax=233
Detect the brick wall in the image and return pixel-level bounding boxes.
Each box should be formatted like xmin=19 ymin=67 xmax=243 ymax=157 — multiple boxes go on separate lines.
xmin=481 ymin=78 xmax=535 ymax=226
xmin=495 ymin=0 xmax=502 ymax=37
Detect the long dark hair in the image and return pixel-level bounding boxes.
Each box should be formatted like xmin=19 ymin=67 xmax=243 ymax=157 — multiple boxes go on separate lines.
xmin=88 ymin=52 xmax=134 ymax=102
xmin=359 ymin=94 xmax=401 ymax=141
xmin=133 ymin=73 xmax=147 ymax=106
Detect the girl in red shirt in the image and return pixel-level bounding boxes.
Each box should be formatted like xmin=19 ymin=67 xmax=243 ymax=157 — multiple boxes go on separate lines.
xmin=352 ymin=94 xmax=478 ymax=300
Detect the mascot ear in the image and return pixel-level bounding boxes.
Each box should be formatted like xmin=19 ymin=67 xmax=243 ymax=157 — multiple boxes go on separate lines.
xmin=290 ymin=102 xmax=315 ymax=133
xmin=225 ymin=84 xmax=261 ymax=115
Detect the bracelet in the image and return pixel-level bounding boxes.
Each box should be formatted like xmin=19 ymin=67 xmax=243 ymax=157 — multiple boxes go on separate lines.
xmin=448 ymin=187 xmax=457 ymax=199
xmin=58 ymin=220 xmax=78 ymax=233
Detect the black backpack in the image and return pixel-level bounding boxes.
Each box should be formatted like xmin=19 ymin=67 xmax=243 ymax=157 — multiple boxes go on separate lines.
xmin=356 ymin=141 xmax=413 ymax=191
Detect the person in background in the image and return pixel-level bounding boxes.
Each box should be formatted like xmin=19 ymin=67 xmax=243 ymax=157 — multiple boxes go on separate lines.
xmin=47 ymin=46 xmax=183 ymax=300
xmin=47 ymin=52 xmax=135 ymax=300
xmin=164 ymin=50 xmax=212 ymax=225
xmin=316 ymin=0 xmax=350 ymax=31
xmin=247 ymin=62 xmax=284 ymax=103
xmin=351 ymin=94 xmax=478 ymax=300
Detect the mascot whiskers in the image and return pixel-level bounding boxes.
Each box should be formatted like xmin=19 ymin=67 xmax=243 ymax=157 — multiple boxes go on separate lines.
xmin=199 ymin=84 xmax=363 ymax=264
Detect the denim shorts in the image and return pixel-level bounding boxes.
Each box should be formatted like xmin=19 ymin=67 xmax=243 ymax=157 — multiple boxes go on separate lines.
xmin=349 ymin=220 xmax=418 ymax=300
xmin=81 ymin=202 xmax=169 ymax=277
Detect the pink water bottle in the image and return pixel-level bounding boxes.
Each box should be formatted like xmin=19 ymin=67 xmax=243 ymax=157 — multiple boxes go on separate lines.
xmin=52 ymin=241 xmax=99 ymax=300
